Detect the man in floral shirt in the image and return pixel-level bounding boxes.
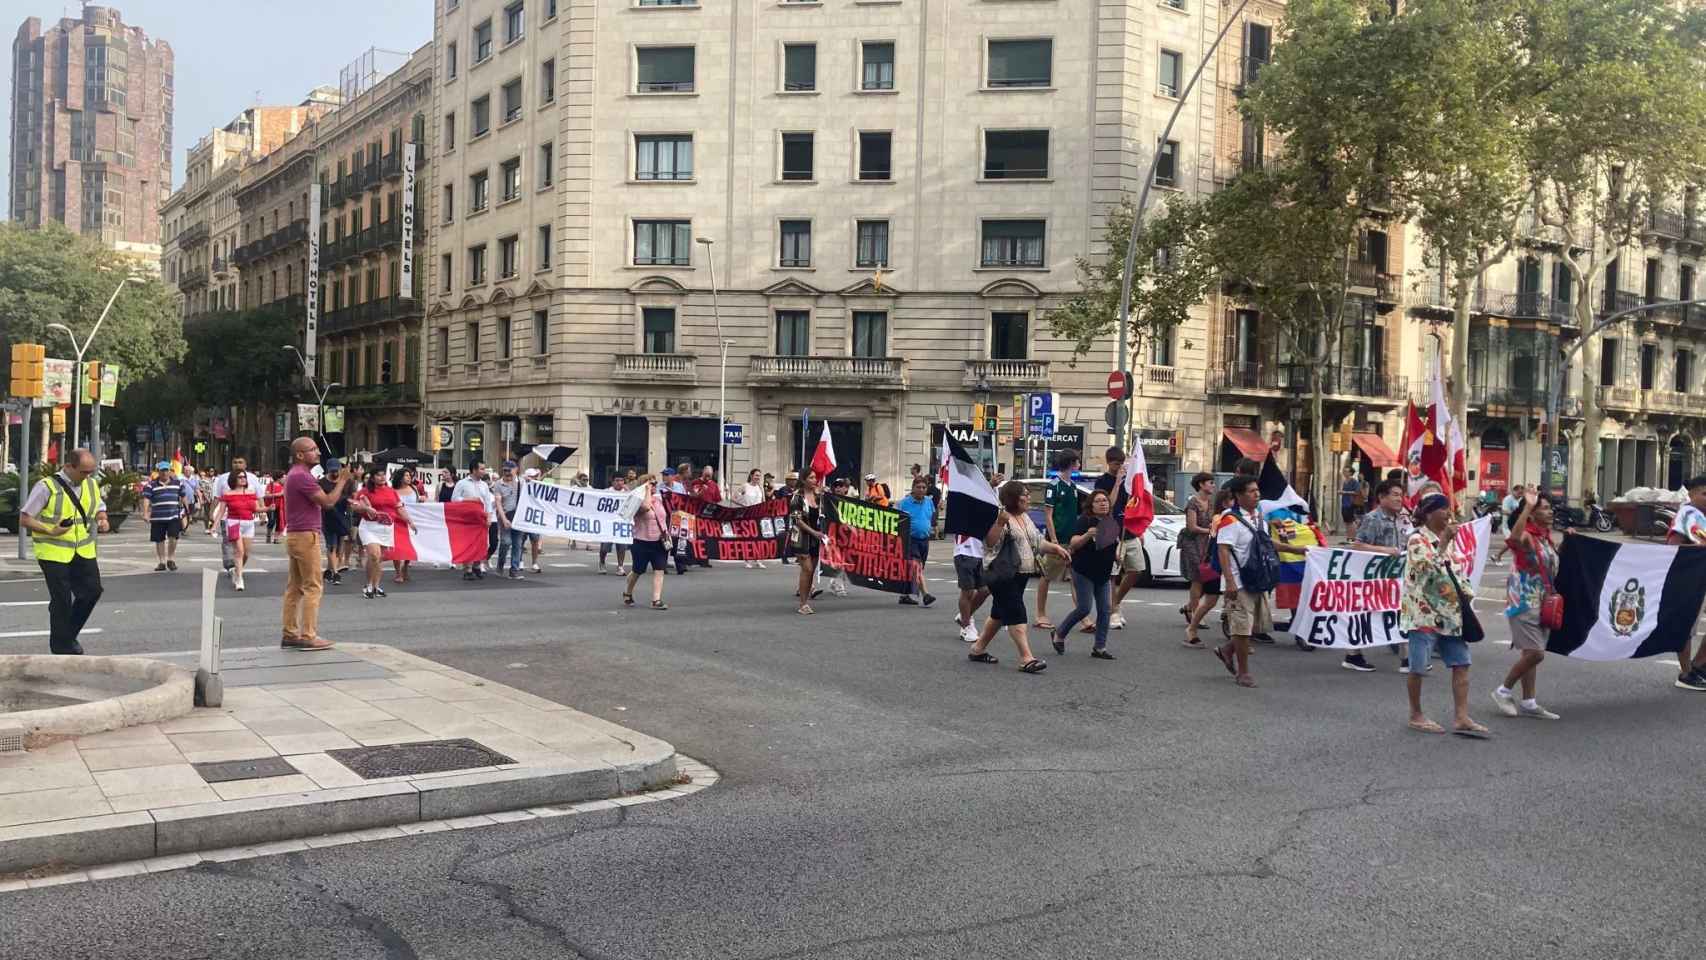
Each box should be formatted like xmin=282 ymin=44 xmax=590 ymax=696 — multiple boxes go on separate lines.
xmin=1399 ymin=493 xmax=1489 ymax=738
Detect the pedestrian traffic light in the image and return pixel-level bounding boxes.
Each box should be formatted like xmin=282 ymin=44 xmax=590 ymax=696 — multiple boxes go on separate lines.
xmin=9 ymin=343 xmax=44 ymax=400
xmin=972 ymin=403 xmax=998 ymax=433
xmin=84 ymin=361 xmax=101 ymax=402
xmin=51 ymin=406 xmax=65 ymax=433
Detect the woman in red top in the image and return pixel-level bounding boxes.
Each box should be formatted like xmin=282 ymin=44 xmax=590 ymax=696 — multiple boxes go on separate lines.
xmin=210 ymin=470 xmax=261 ymax=591
xmin=352 ymin=471 xmax=415 ymax=600
xmin=262 ymin=471 xmax=285 ymax=543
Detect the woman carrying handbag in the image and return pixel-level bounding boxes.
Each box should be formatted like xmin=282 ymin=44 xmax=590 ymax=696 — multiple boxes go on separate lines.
xmin=1399 ymin=493 xmax=1490 ymax=738
xmin=1494 ymin=490 xmax=1563 ymax=720
xmin=967 ymin=481 xmax=1070 ymax=674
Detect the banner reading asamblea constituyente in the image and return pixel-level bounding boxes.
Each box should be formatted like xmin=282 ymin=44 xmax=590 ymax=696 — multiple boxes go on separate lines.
xmin=821 ymin=495 xmax=912 ymax=594
xmin=662 ymin=493 xmax=790 ymax=561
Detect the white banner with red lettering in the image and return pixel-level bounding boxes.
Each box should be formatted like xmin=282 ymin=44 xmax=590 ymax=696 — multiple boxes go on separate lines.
xmin=1294 ymin=515 xmax=1493 ymax=649
xmin=395 ymin=501 xmax=489 ymax=565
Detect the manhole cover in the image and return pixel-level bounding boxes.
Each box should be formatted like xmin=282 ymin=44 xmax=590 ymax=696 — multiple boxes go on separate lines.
xmin=194 ymin=756 xmax=300 ymax=783
xmin=326 ymin=738 xmax=514 ymax=779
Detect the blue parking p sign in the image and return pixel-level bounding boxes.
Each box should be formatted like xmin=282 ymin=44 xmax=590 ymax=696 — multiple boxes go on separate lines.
xmin=723 ymin=423 xmax=744 ymax=445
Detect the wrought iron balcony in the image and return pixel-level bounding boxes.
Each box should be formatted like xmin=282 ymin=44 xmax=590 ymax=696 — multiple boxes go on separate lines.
xmin=1502 ymin=291 xmax=1574 ymax=324
xmin=1347 ymin=261 xmax=1398 ymax=302
xmin=177 ymin=221 xmax=210 ymax=248
xmin=326 ymin=382 xmax=418 ymax=409
xmin=613 ymin=353 xmax=697 ymax=382
xmin=1210 ymin=361 xmax=1408 ymax=402
xmin=177 ymin=265 xmax=209 ymax=291
xmin=1600 ymin=289 xmax=1643 ymax=316
xmin=749 ymin=355 xmax=908 ymax=388
xmin=963 ymin=359 xmax=1050 ymax=389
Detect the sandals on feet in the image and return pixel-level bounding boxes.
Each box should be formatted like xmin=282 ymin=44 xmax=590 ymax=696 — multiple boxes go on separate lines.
xmin=797 ymin=604 xmax=815 ymax=615
xmin=1034 ymin=618 xmax=1055 ymax=631
xmin=1234 ymin=673 xmax=1257 ymax=688
xmin=1051 ymin=635 xmax=1065 ymax=655
xmin=651 ymin=600 xmax=668 ymax=610
xmin=1090 ymin=648 xmax=1116 ymax=660
xmin=1213 ymin=644 xmax=1237 ymax=676
xmin=622 ymin=593 xmax=635 ymax=606
xmin=1019 ymin=658 xmax=1048 ymax=674
xmin=1408 ymin=718 xmax=1446 ymax=734
xmin=968 ymin=652 xmax=999 ymax=664
xmin=1451 ymin=721 xmax=1491 ymax=739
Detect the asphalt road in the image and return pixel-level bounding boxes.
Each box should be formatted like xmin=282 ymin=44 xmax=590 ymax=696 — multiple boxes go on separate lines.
xmin=0 ymin=528 xmax=1700 ymax=959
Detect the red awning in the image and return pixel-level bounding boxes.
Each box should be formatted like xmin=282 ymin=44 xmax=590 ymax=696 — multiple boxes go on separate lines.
xmin=1222 ymin=427 xmax=1269 ymax=462
xmin=1352 ymin=432 xmax=1400 ymax=468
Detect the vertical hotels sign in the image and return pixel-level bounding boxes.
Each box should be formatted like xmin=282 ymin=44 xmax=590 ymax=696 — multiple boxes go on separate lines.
xmin=305 ymin=180 xmax=321 ymax=366
xmin=399 ymin=142 xmax=416 ymax=300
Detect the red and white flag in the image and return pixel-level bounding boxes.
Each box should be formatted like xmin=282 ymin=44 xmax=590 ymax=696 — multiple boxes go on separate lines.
xmin=1121 ymin=441 xmax=1155 ymax=538
xmin=396 ymin=501 xmax=489 ymax=565
xmin=810 ymin=421 xmax=838 ymax=481
xmin=1422 ymin=353 xmax=1468 ymax=495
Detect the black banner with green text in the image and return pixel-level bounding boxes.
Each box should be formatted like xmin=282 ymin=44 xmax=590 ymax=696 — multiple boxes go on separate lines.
xmin=821 ymin=494 xmax=912 ymax=594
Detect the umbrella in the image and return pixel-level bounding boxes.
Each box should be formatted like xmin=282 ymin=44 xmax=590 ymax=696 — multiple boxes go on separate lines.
xmin=371 ymin=446 xmax=435 ymax=465
xmin=516 ymin=443 xmax=576 ymax=466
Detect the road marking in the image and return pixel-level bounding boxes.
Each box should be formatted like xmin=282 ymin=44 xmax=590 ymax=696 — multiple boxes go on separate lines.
xmin=0 ymin=627 xmax=103 ymax=638
xmin=0 ymin=601 xmax=48 ymax=607
xmin=549 ymin=563 xmax=589 ymax=568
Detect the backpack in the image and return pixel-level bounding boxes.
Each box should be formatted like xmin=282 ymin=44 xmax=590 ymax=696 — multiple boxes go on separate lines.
xmin=1224 ymin=507 xmax=1283 ymax=594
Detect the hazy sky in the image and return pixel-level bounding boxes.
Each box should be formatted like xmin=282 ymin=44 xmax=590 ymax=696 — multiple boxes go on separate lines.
xmin=3 ymin=1 xmax=433 ymax=207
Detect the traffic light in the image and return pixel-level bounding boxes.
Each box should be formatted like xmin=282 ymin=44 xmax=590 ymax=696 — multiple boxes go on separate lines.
xmin=84 ymin=361 xmax=101 ymax=402
xmin=973 ymin=404 xmax=998 ymax=433
xmin=9 ymin=343 xmax=44 ymax=399
xmin=51 ymin=406 xmax=65 ymax=434
xmin=1169 ymin=431 xmax=1182 ymax=457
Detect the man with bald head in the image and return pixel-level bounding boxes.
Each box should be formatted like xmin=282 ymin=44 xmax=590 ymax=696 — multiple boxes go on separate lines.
xmin=281 ymin=437 xmax=349 ymax=650
xmin=20 ymin=448 xmax=108 ymax=654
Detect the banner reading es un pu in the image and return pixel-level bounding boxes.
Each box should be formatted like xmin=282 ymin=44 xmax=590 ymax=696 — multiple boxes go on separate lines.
xmin=1293 ymin=515 xmax=1493 ymax=649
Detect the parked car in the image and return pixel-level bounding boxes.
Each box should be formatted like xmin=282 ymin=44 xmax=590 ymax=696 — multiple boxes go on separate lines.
xmin=1017 ymin=478 xmax=1186 ymax=583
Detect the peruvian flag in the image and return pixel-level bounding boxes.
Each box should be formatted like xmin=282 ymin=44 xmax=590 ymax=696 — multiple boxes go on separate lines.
xmin=395 ymin=501 xmax=489 ymax=564
xmin=1399 ymin=401 xmax=1429 ymax=503
xmin=1121 ymin=439 xmax=1156 ymax=538
xmin=1422 ymin=352 xmax=1468 ymax=495
xmin=810 ymin=421 xmax=838 ymax=481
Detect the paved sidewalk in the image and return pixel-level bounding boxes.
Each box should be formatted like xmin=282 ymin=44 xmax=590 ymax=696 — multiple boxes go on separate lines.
xmin=0 ymin=643 xmax=683 ymax=877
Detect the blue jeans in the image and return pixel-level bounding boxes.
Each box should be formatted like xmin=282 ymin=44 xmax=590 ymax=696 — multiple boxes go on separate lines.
xmin=497 ymin=525 xmax=526 ymax=572
xmin=1406 ymin=631 xmax=1470 ymax=670
xmin=1055 ymin=570 xmax=1111 ymax=650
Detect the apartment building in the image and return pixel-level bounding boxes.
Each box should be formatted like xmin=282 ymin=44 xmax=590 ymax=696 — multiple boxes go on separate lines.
xmin=233 ymin=89 xmax=342 ymax=316
xmin=424 ymin=0 xmax=1226 ymax=487
xmin=312 ymin=45 xmax=434 ymax=454
xmin=9 ymin=5 xmax=172 ymax=264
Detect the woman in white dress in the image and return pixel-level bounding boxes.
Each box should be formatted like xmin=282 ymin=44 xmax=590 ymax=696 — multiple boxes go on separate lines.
xmin=735 ymin=468 xmax=769 ymax=569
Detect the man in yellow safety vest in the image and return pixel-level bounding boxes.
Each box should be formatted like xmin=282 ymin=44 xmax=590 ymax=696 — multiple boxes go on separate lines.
xmin=19 ymin=448 xmax=109 ymax=654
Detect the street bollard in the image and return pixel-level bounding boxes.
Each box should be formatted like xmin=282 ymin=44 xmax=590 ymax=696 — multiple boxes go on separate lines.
xmin=196 ymin=567 xmax=223 ymax=706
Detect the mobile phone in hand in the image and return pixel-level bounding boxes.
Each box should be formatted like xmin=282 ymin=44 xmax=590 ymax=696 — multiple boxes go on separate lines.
xmin=58 ymin=518 xmax=75 ymax=529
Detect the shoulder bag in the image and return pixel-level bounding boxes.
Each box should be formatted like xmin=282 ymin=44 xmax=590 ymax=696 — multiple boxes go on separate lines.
xmin=1443 ymin=552 xmax=1485 ymax=644
xmin=983 ymin=518 xmax=1022 ymax=586
xmin=1532 ymin=538 xmax=1564 ymax=630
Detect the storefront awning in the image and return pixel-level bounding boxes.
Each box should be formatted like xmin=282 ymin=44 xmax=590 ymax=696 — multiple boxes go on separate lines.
xmin=1352 ymin=432 xmax=1400 ymax=468
xmin=1222 ymin=427 xmax=1269 ymax=462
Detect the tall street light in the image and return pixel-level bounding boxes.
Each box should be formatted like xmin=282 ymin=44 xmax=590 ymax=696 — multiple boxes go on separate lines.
xmin=47 ymin=275 xmax=144 ymax=454
xmin=696 ymin=236 xmax=729 ymax=482
xmin=282 ymin=345 xmax=341 ymax=457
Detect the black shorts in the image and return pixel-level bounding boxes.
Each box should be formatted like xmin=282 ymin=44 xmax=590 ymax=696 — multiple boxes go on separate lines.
xmin=987 ymin=576 xmax=1030 ymax=625
xmin=149 ymin=518 xmax=181 ymax=543
xmin=954 ymin=555 xmax=983 ymax=591
xmin=1340 ymin=505 xmax=1359 ymax=524
xmin=630 ymin=538 xmax=669 ymax=573
xmin=908 ymin=537 xmax=929 ymax=563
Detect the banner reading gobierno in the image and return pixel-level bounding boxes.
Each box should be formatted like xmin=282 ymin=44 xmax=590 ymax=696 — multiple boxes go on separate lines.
xmin=1293 ymin=515 xmax=1493 ymax=649
xmin=820 ymin=494 xmax=912 ymax=594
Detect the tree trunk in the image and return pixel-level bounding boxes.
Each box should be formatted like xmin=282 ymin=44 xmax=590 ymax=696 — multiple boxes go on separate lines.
xmin=1575 ymin=292 xmax=1600 ymax=500
xmin=1450 ymin=274 xmax=1473 ymax=454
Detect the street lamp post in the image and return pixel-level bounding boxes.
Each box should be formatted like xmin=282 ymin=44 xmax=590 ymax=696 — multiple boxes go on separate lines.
xmin=282 ymin=345 xmax=341 ymax=458
xmin=696 ymin=237 xmax=729 ymax=482
xmin=46 ymin=275 xmax=142 ymax=455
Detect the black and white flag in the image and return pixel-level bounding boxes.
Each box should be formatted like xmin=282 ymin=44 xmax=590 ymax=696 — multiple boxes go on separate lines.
xmin=1259 ymin=453 xmax=1309 ymax=516
xmin=941 ymin=433 xmax=999 ymax=539
xmin=518 ymin=443 xmax=577 ymax=467
xmin=1546 ymin=535 xmax=1706 ymax=660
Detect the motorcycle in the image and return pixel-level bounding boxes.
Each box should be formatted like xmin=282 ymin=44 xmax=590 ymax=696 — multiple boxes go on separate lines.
xmin=1473 ymin=499 xmax=1504 ymax=534
xmin=1549 ymin=495 xmax=1584 ymax=530
xmin=1585 ymin=500 xmax=1616 ymax=533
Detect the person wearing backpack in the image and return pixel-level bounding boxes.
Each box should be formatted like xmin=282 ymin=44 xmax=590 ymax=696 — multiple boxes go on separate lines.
xmin=1213 ymin=476 xmax=1278 ymax=688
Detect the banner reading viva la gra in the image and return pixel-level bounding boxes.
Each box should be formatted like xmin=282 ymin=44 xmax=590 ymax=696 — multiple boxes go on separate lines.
xmin=513 ymin=480 xmax=633 ymax=544
xmin=1292 ymin=515 xmax=1493 ymax=650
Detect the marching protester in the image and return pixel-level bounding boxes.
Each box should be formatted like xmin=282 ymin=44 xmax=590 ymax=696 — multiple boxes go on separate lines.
xmin=1051 ymin=488 xmax=1120 ymax=659
xmin=1093 ymin=447 xmax=1130 ymax=630
xmin=1347 ymin=478 xmax=1407 ymax=672
xmin=263 ymin=470 xmax=285 ymax=544
xmin=452 ymin=461 xmax=495 ymax=580
xmin=735 ymin=468 xmax=770 ymax=570
xmin=1492 ymin=484 xmax=1524 ymax=562
xmin=1400 ymin=492 xmax=1489 ymax=737
xmin=319 ymin=459 xmax=351 ymax=586
xmin=1340 ymin=465 xmax=1364 ymax=543
xmin=820 ymin=476 xmax=854 ymax=597
xmin=20 ymin=448 xmax=107 ymax=655
xmin=1037 ymin=449 xmax=1081 ymax=633
xmin=181 ymin=465 xmax=207 ymax=534
xmin=777 ymin=471 xmax=799 ymax=564
xmin=791 ymin=469 xmax=827 ymax=614
xmin=1665 ymin=475 xmax=1706 ymax=691
xmin=1493 ymin=490 xmax=1561 ymax=720
xmin=392 ymin=467 xmax=418 ymax=583
xmin=696 ymin=465 xmax=722 ymax=505
xmin=352 ymin=468 xmax=413 ymax=600
xmin=865 ymin=473 xmax=892 ymax=508
xmin=141 ymin=461 xmax=187 ymax=572
xmin=525 ymin=467 xmax=546 ymax=573
xmin=492 ymin=460 xmax=526 ymax=580
xmin=437 ymin=469 xmax=457 ymax=503
xmin=1214 ymin=477 xmax=1274 ymax=688
xmin=1179 ymin=472 xmax=1219 ymax=648
xmin=966 ymin=480 xmax=1068 ymax=673
xmin=896 ymin=475 xmax=937 ymax=606
xmin=599 ymin=475 xmax=630 ymax=575
xmin=209 ymin=468 xmax=260 ymax=591
xmin=623 ymin=474 xmax=669 ymax=610
xmin=282 ymin=437 xmax=347 ymax=650
xmin=953 ymin=525 xmax=989 ymax=643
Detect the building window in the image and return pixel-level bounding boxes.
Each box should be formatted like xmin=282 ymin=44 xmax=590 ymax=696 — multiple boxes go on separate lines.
xmin=1244 ymin=22 xmax=1272 ymax=85
xmin=1155 ymin=139 xmax=1179 ymax=187
xmin=856 ymin=219 xmax=889 ymax=268
xmin=1640 ymin=342 xmax=1657 ymax=390
xmin=540 ymin=57 xmax=555 ymax=103
xmin=991 ymin=311 xmax=1029 ymax=360
xmin=1158 ymin=49 xmax=1182 ymax=97
xmin=504 ymin=2 xmax=525 ymax=44
xmin=643 ymin=307 xmax=676 ymax=353
xmin=435 ymin=326 xmax=451 ymax=365
xmin=984 ymin=130 xmax=1048 ymax=179
xmin=447 ymin=42 xmax=459 ymax=80
xmin=538 ymin=224 xmax=551 ymax=269
xmin=858 ymin=131 xmax=892 ymax=181
xmin=1682 ymin=264 xmax=1696 ymax=304
xmin=987 ymin=39 xmax=1052 ymax=88
xmin=499 ymin=235 xmax=519 ymax=278
xmin=502 ymin=79 xmax=523 ymax=123
xmin=634 ymin=219 xmax=692 ymax=265
xmin=780 ymin=220 xmax=812 ymax=267
xmin=852 ymin=311 xmax=887 ymax=358
xmin=498 ymin=315 xmax=513 ymax=359
xmin=637 ymin=47 xmax=695 ymax=93
xmin=534 ymin=309 xmax=550 ymax=353
xmin=861 ymin=42 xmax=895 ymax=91
xmin=546 ymin=0 xmax=558 ymax=18
xmin=501 ymin=157 xmax=522 ymax=201
xmin=784 ymin=43 xmax=817 ymax=92
xmin=474 ymin=19 xmax=493 ymax=62
xmin=636 ymin=134 xmax=693 ymax=180
xmin=472 ymin=96 xmax=490 ymax=136
xmin=1601 ymin=338 xmax=1618 ymax=385
xmin=440 ymin=253 xmax=453 ymax=292
xmin=980 ymin=220 xmax=1045 ymax=268
xmin=539 ymin=141 xmax=555 ymax=187
xmin=775 ymin=310 xmax=811 ymax=356
xmin=467 ymin=321 xmax=482 ymax=361
xmin=469 ymin=244 xmax=488 ymax=285
xmin=781 ymin=132 xmax=814 ymax=181
xmin=443 ymin=184 xmax=455 ymax=223
xmin=470 ymin=170 xmax=489 ymax=211
xmin=1677 ymin=348 xmax=1692 ymax=393
xmin=1150 ymin=328 xmax=1175 ymax=366
xmin=444 ymin=111 xmax=456 ymax=150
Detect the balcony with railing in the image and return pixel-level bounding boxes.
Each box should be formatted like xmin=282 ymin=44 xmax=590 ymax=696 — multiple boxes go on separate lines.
xmin=1645 ymin=208 xmax=1704 ymax=243
xmin=1600 ymin=289 xmax=1643 ymax=317
xmin=963 ymin=358 xmax=1050 ymax=389
xmin=1596 ymin=384 xmax=1639 ymax=411
xmin=1210 ymin=361 xmax=1407 ymax=402
xmin=177 ymin=221 xmax=210 ymax=248
xmin=613 ymin=353 xmax=697 ymax=382
xmin=1347 ymin=261 xmax=1398 ymax=303
xmin=1502 ymin=290 xmax=1575 ymax=324
xmin=749 ymin=355 xmax=908 ymax=388
xmin=211 ymin=256 xmax=229 ymax=278
xmin=177 ymin=265 xmax=209 ymax=291
xmin=321 ymin=295 xmax=424 ymax=335
xmin=327 ymin=381 xmax=418 ymax=410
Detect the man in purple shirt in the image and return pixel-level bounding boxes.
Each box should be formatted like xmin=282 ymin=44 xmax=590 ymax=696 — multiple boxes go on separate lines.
xmin=282 ymin=437 xmax=349 ymax=650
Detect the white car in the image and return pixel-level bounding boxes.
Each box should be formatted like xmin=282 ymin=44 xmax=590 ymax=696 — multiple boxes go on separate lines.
xmin=1018 ymin=479 xmax=1186 ymax=583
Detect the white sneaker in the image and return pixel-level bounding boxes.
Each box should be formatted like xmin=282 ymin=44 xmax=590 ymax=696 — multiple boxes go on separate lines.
xmin=1490 ymin=688 xmax=1519 ymax=717
xmin=755 ymin=560 xmax=768 ymax=570
xmin=745 ymin=561 xmax=757 ymax=569
xmin=960 ymin=623 xmax=978 ymax=643
xmin=531 ymin=563 xmax=542 ymax=574
xmin=235 ymin=575 xmax=245 ymax=592
xmin=1517 ymin=701 xmax=1560 ymax=720
xmin=1110 ymin=612 xmax=1126 ymax=630
xmin=831 ymin=581 xmax=849 ymax=597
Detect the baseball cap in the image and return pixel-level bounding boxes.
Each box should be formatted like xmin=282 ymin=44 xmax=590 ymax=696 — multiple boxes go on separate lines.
xmin=831 ymin=476 xmax=850 ymax=487
xmin=523 ymin=468 xmax=541 ymax=478
xmin=661 ymin=467 xmax=677 ymax=476
xmin=155 ymin=460 xmax=171 ymax=470
xmin=323 ymin=458 xmax=342 ymax=471
xmin=864 ymin=473 xmax=878 ymax=481
xmin=503 ymin=459 xmax=518 ymax=469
